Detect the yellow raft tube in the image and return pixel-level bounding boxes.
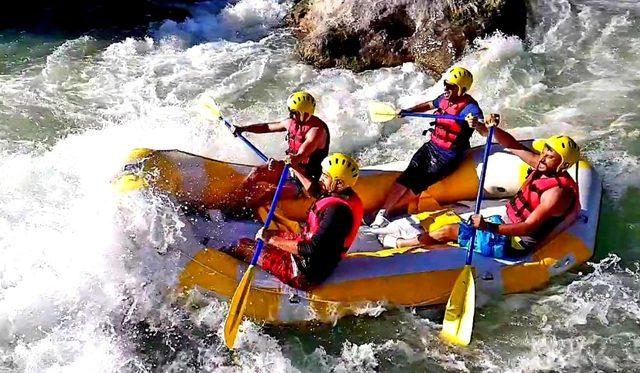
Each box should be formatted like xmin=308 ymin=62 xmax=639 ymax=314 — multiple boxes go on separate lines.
xmin=115 ymin=141 xmax=602 ymax=323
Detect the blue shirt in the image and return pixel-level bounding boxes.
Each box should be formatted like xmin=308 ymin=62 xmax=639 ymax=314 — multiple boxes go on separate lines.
xmin=433 ymin=94 xmax=484 ymax=121
xmin=431 ymin=94 xmax=484 ymax=156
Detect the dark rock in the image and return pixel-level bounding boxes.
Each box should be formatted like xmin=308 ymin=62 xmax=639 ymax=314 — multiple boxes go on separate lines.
xmin=0 ymin=0 xmax=196 ymax=35
xmin=288 ymin=0 xmax=527 ymax=75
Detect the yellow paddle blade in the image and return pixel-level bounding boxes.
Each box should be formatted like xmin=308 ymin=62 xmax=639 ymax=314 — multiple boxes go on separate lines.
xmin=440 ymin=265 xmax=475 ymax=346
xmin=368 ymin=101 xmax=399 ymax=123
xmin=113 ymin=174 xmax=148 ymax=193
xmin=198 ymin=94 xmax=223 ymax=121
xmin=223 ymin=265 xmax=256 ymax=349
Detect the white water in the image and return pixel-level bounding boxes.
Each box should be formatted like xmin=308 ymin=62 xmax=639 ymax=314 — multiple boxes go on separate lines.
xmin=1 ymin=0 xmax=639 ymax=371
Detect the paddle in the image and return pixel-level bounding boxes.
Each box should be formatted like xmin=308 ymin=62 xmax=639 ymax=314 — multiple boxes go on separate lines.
xmin=223 ymin=164 xmax=290 ymax=349
xmin=440 ymin=124 xmax=496 ymax=347
xmin=200 ymin=94 xmax=269 ymax=162
xmin=368 ymin=101 xmax=466 ymax=123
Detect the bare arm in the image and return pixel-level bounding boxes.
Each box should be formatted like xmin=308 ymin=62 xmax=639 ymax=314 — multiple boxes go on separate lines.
xmin=288 ymin=164 xmax=317 ymax=197
xmin=475 ymin=115 xmax=539 ymax=168
xmin=238 ymin=119 xmax=288 ymax=134
xmin=404 ymin=100 xmax=436 ymax=113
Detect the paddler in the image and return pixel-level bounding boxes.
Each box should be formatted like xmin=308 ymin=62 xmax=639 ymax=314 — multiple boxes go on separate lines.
xmin=222 ymin=153 xmax=363 ymax=290
xmin=373 ymin=114 xmax=581 ymax=259
xmin=230 ymin=91 xmax=330 ymax=208
xmin=370 ymin=66 xmax=484 ymax=227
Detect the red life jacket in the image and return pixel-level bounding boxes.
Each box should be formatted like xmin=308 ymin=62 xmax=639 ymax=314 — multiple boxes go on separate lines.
xmin=286 ymin=116 xmax=330 ymax=158
xmin=507 ymin=170 xmax=580 ymax=224
xmin=302 ymin=192 xmax=364 ymax=252
xmin=286 ymin=116 xmax=330 ymax=180
xmin=431 ymin=94 xmax=477 ymax=151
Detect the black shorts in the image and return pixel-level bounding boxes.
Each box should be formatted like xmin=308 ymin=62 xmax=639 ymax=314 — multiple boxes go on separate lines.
xmin=396 ymin=142 xmax=464 ymax=195
xmin=287 ymin=173 xmax=305 ymax=196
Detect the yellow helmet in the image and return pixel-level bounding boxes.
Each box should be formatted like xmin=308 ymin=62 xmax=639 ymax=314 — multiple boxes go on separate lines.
xmin=444 ymin=66 xmax=473 ymax=95
xmin=321 ymin=153 xmax=360 ymax=189
xmin=287 ymin=91 xmax=316 ymax=121
xmin=533 ymin=135 xmax=580 ymax=170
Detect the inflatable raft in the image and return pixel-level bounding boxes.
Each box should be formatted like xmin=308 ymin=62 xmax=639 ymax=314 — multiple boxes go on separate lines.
xmin=115 ymin=140 xmax=602 ymax=323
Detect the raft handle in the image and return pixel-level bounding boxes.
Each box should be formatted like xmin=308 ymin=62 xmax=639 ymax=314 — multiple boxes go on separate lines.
xmin=553 ymin=256 xmax=574 ymax=269
xmin=481 ymin=272 xmax=494 ymax=281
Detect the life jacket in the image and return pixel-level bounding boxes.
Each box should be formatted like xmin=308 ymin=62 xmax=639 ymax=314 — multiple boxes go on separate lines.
xmin=285 ymin=116 xmax=330 ymax=180
xmin=430 ymin=94 xmax=477 ymax=151
xmin=507 ymin=170 xmax=580 ymax=228
xmin=302 ymin=191 xmax=364 ymax=253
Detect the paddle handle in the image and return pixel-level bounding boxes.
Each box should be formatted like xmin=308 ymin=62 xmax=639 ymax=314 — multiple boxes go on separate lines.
xmin=216 ymin=113 xmax=269 ymax=163
xmin=403 ymin=112 xmax=466 ymax=121
xmin=465 ymin=126 xmax=495 ymax=265
xmin=250 ymin=165 xmax=290 ymax=265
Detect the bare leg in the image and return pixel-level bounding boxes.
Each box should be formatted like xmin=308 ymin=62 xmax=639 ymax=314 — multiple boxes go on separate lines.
xmin=427 ymin=224 xmax=460 ymax=243
xmin=387 ymin=188 xmax=418 ymax=216
xmin=370 ymin=182 xmax=408 ymax=226
xmin=251 ymin=184 xmax=300 ymax=208
xmin=396 ymin=236 xmax=423 ymax=248
xmin=221 ymin=238 xmax=307 ymax=289
xmin=396 ymin=224 xmax=459 ymax=248
xmin=371 ymin=183 xmax=419 ymax=226
xmin=221 ymin=238 xmax=282 ymax=268
xmin=221 ymin=238 xmax=256 ymax=262
xmin=226 ymin=164 xmax=283 ymax=212
xmin=381 ymin=182 xmax=409 ymax=212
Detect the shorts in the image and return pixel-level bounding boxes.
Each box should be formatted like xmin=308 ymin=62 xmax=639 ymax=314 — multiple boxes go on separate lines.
xmin=287 ymin=174 xmax=305 ymax=196
xmin=457 ymin=216 xmax=530 ymax=259
xmin=228 ymin=237 xmax=312 ymax=290
xmin=396 ymin=142 xmax=463 ymax=195
xmin=259 ymin=246 xmax=310 ymax=290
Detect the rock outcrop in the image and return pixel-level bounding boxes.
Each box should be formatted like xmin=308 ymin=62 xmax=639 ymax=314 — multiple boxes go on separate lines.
xmin=287 ymin=0 xmax=527 ymax=75
xmin=2 ymin=0 xmax=195 ymax=34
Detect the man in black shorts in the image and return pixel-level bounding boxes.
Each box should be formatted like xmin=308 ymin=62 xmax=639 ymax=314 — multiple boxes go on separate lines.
xmin=370 ymin=66 xmax=484 ymax=227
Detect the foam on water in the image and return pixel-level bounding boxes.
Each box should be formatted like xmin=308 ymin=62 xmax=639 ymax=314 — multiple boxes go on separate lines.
xmin=155 ymin=0 xmax=291 ymax=44
xmin=1 ymin=0 xmax=640 ymax=371
xmin=494 ymin=255 xmax=640 ymax=371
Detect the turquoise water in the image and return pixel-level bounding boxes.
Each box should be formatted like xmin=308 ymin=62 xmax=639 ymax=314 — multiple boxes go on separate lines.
xmin=0 ymin=0 xmax=639 ymax=371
